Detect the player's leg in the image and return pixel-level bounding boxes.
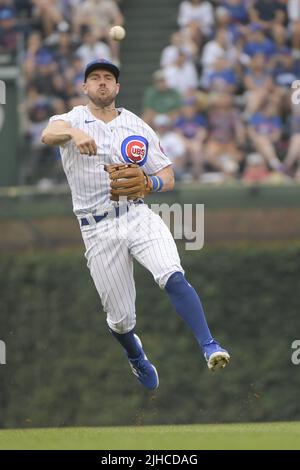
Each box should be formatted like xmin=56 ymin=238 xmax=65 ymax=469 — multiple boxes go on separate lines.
xmin=82 ymin=222 xmax=158 ymax=388
xmin=129 ymin=209 xmax=212 ymax=347
xmin=129 ymin=205 xmax=230 ymax=370
xmin=164 ymin=272 xmax=230 ymax=370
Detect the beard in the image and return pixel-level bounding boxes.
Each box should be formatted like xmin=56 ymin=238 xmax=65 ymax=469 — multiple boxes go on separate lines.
xmin=88 ymin=88 xmax=117 ymax=108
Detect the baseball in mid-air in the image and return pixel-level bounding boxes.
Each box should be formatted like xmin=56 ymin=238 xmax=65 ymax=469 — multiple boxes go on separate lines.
xmin=109 ymin=25 xmax=126 ymax=41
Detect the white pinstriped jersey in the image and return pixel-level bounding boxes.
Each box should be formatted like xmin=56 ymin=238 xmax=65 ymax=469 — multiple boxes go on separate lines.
xmin=49 ymin=104 xmax=183 ymax=332
xmin=49 ymin=105 xmax=171 ymax=216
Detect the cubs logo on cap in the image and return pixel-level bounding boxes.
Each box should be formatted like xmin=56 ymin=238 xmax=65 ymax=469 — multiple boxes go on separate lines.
xmin=121 ymin=135 xmax=148 ymax=166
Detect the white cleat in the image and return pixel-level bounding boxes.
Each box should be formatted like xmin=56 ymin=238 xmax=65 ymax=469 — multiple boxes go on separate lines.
xmin=203 ymin=340 xmax=230 ymax=372
xmin=206 ymin=351 xmax=230 ymax=372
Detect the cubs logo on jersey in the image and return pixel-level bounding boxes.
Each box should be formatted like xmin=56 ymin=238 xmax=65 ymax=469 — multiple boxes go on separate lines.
xmin=121 ymin=135 xmax=148 ymax=166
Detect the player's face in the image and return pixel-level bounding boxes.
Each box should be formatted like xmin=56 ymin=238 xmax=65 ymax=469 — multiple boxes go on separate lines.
xmin=83 ymin=70 xmax=120 ymax=107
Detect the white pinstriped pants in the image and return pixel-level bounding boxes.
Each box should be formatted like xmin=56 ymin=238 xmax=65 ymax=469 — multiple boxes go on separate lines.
xmin=80 ymin=203 xmax=184 ymax=333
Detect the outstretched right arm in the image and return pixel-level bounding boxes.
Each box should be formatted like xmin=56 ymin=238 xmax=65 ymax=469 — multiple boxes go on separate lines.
xmin=41 ymin=120 xmax=73 ymax=146
xmin=41 ymin=120 xmax=97 ymax=156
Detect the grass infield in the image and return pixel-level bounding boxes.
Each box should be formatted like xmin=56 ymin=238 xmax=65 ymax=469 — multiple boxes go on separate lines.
xmin=0 ymin=422 xmax=299 ymax=450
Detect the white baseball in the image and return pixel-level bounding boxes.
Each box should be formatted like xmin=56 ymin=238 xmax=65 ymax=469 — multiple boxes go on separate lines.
xmin=109 ymin=25 xmax=126 ymax=41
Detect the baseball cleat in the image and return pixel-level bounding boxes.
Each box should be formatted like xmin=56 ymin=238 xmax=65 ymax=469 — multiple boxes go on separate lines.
xmin=203 ymin=340 xmax=230 ymax=372
xmin=126 ymin=334 xmax=159 ymax=390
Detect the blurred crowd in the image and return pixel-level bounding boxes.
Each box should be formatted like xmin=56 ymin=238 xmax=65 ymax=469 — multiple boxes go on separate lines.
xmin=0 ymin=0 xmax=124 ymax=184
xmin=1 ymin=0 xmax=300 ymax=185
xmin=142 ymin=0 xmax=300 ymax=184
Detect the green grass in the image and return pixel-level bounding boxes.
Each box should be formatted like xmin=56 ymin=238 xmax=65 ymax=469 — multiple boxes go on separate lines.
xmin=0 ymin=422 xmax=299 ymax=450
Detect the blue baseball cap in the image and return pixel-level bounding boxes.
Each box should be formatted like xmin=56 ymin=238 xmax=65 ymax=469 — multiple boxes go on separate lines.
xmin=84 ymin=59 xmax=120 ymax=82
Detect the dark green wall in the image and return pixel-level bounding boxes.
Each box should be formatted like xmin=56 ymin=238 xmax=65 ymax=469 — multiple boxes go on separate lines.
xmin=0 ymin=77 xmax=19 ymax=186
xmin=0 ymin=244 xmax=299 ymax=428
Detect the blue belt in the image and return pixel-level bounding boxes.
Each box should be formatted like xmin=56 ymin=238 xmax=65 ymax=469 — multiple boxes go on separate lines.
xmin=81 ymin=213 xmax=109 ymax=226
xmin=80 ymin=201 xmax=143 ymax=227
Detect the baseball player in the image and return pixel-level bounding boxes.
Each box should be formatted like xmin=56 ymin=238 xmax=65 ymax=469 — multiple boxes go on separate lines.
xmin=41 ymin=59 xmax=230 ymax=390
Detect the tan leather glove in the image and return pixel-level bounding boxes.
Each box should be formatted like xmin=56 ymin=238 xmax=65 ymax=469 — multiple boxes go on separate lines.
xmin=105 ymin=163 xmax=153 ymax=201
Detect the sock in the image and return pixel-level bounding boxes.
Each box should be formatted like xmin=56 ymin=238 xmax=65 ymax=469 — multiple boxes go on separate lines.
xmin=109 ymin=327 xmax=141 ymax=359
xmin=165 ymin=272 xmax=213 ymax=349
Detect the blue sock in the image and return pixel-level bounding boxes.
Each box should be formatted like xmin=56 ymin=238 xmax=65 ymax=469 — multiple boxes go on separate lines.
xmin=109 ymin=328 xmax=141 ymax=359
xmin=165 ymin=272 xmax=213 ymax=349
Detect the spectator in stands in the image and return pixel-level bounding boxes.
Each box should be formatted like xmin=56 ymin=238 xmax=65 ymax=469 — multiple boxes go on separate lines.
xmin=206 ymin=57 xmax=238 ymax=93
xmin=31 ymin=0 xmax=64 ymax=37
xmin=0 ymin=7 xmax=18 ymax=57
xmin=288 ymin=0 xmax=300 ymax=52
xmin=153 ymin=114 xmax=187 ymax=180
xmin=64 ymin=55 xmax=85 ymax=97
xmin=22 ymin=31 xmax=52 ymax=80
xmin=205 ymin=92 xmax=245 ymax=174
xmin=41 ymin=19 xmax=72 ymax=47
xmin=72 ymin=0 xmax=124 ymax=35
xmin=178 ymin=0 xmax=214 ymax=37
xmin=75 ymin=28 xmax=111 ymax=67
xmin=201 ymin=28 xmax=238 ymax=86
xmin=175 ymin=96 xmax=208 ymax=179
xmin=215 ymin=6 xmax=246 ymax=45
xmin=164 ymin=49 xmax=199 ymax=95
xmin=54 ymin=0 xmax=81 ymax=26
xmin=142 ymin=69 xmax=183 ymax=126
xmin=243 ymin=24 xmax=276 ymax=62
xmin=271 ymin=21 xmax=288 ymax=53
xmin=201 ymin=27 xmax=228 ymax=73
xmin=243 ymin=53 xmax=275 ymax=115
xmin=180 ymin=20 xmax=203 ymax=56
xmin=72 ymin=0 xmax=124 ymax=63
xmin=221 ymin=0 xmax=249 ymax=25
xmin=160 ymin=31 xmax=198 ymax=68
xmin=13 ymin=0 xmax=300 ymax=184
xmin=27 ymin=99 xmax=54 ymax=148
xmin=249 ymin=0 xmax=287 ymax=30
xmin=24 ymin=83 xmax=43 ymax=109
xmin=25 ymin=98 xmax=62 ymax=183
xmin=52 ymin=31 xmax=75 ymax=74
xmin=160 ymin=32 xmax=182 ymax=68
xmin=272 ymin=47 xmax=299 ymax=88
xmin=30 ymin=52 xmax=60 ymax=97
xmin=247 ymin=97 xmax=283 ymax=171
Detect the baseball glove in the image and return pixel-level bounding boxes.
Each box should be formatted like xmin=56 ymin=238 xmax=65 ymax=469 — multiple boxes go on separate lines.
xmin=105 ymin=163 xmax=152 ymax=201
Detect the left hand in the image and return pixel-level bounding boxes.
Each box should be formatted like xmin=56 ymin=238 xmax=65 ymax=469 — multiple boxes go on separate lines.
xmin=105 ymin=163 xmax=152 ymax=201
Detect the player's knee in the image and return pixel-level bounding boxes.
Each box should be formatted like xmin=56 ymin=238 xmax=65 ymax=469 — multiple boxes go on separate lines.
xmin=107 ymin=313 xmax=136 ymax=334
xmin=165 ymin=271 xmax=191 ymax=295
xmin=157 ymin=268 xmax=185 ymax=289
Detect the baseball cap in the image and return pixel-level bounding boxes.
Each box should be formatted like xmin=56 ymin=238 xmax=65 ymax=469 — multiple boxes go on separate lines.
xmin=84 ymin=59 xmax=120 ymax=82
